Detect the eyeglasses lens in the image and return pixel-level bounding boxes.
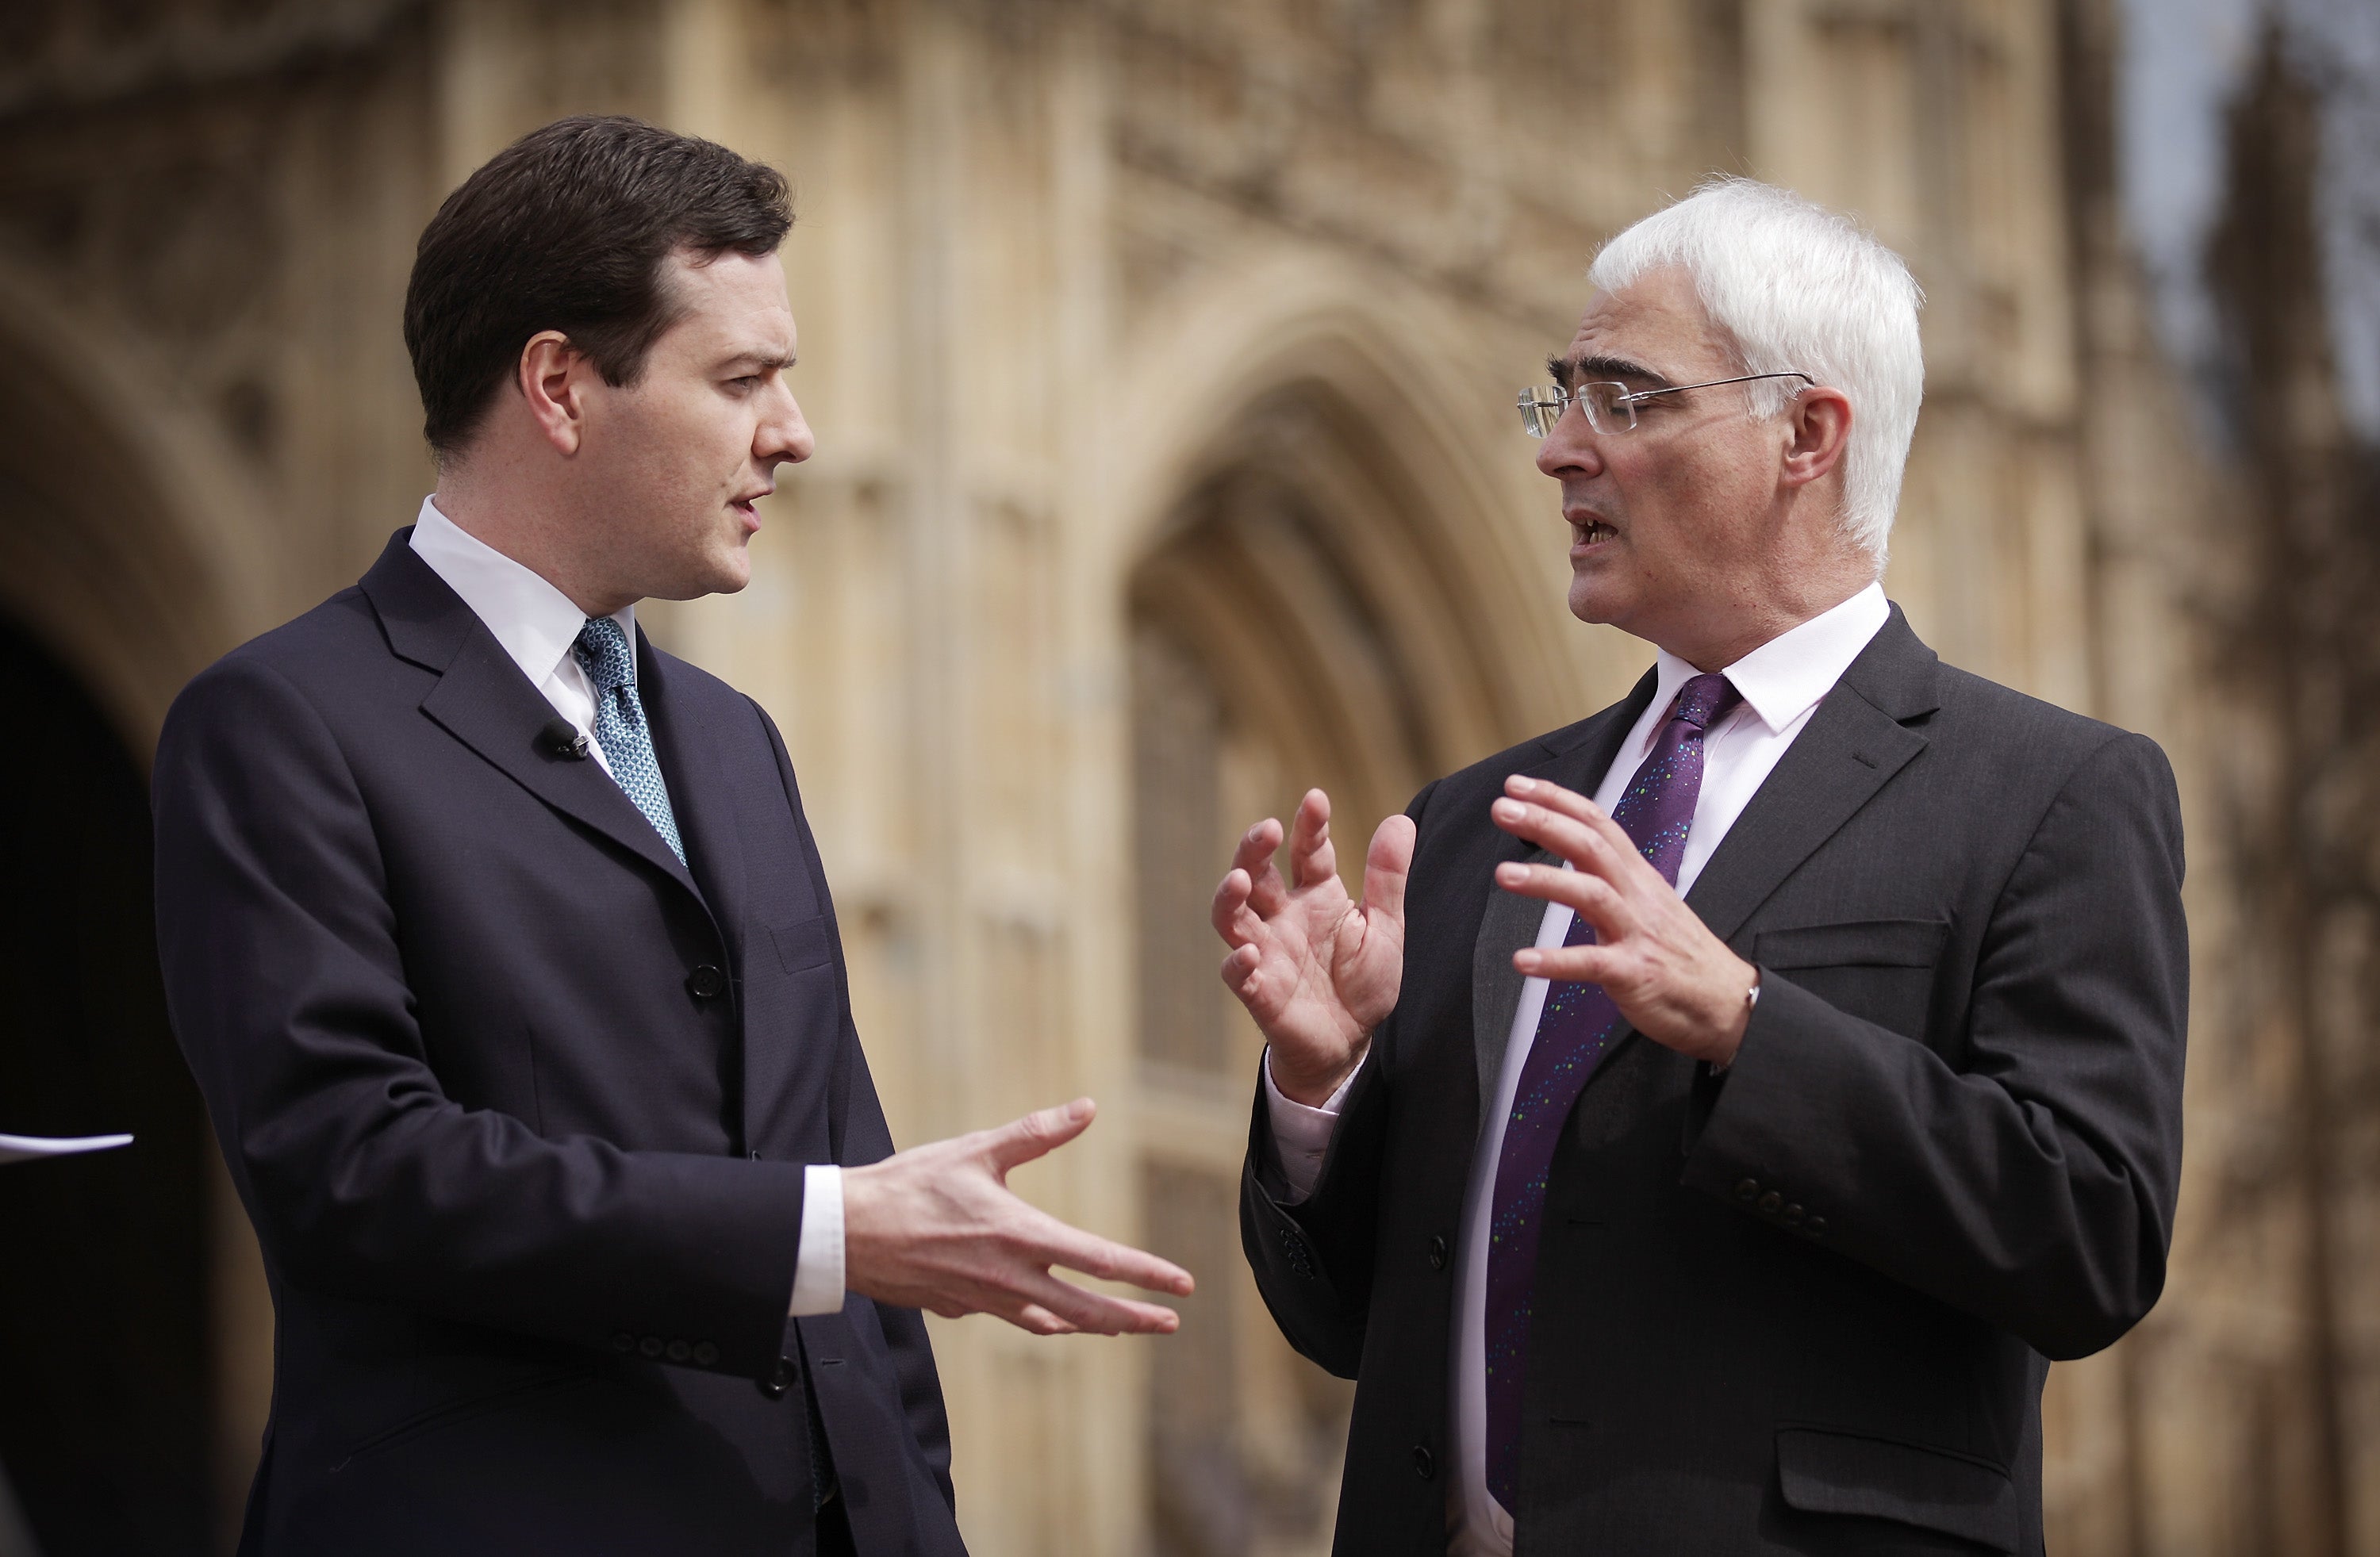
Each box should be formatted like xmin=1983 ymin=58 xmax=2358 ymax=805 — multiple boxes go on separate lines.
xmin=1519 ymin=388 xmax=1565 ymax=438
xmin=1581 ymin=383 xmax=1634 ymax=435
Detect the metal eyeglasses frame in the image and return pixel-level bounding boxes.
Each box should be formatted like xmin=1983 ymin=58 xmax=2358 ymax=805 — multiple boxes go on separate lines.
xmin=1517 ymin=370 xmax=1817 ymax=438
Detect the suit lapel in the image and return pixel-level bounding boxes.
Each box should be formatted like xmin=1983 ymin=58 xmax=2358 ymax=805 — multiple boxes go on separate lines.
xmin=641 ymin=635 xmax=752 ymax=961
xmin=359 ymin=531 xmax=708 ymax=903
xmin=1468 ymin=667 xmax=1660 ymax=1133
xmin=1683 ymin=605 xmax=1941 ymax=945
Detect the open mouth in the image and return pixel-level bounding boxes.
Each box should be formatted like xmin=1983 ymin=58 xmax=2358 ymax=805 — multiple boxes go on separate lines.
xmin=1576 ymin=520 xmax=1618 ymax=547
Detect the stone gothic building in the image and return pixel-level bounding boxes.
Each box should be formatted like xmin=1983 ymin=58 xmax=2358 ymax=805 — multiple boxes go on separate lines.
xmin=0 ymin=2 xmax=2363 ymax=1554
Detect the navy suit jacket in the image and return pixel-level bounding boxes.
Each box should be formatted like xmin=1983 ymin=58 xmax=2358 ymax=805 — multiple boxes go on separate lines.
xmin=154 ymin=531 xmax=965 ymax=1555
xmin=1242 ymin=609 xmax=2188 ymax=1555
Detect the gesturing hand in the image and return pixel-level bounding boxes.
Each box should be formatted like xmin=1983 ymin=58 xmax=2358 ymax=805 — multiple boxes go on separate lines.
xmin=841 ymin=1099 xmax=1192 ymax=1336
xmin=1489 ymin=774 xmax=1760 ymax=1066
xmin=1211 ymin=788 xmax=1416 ymax=1106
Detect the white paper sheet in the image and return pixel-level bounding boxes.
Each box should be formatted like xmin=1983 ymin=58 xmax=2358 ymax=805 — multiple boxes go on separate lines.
xmin=0 ymin=1133 xmax=133 ymax=1164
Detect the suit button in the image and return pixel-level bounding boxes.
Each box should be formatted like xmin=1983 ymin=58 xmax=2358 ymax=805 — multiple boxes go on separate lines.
xmin=611 ymin=1331 xmax=636 ymax=1353
xmin=666 ymin=1339 xmax=692 ymax=1363
xmin=1412 ymin=1444 xmax=1436 ymax=1481
xmin=756 ymin=1356 xmax=797 ymax=1399
xmin=693 ymin=1341 xmax=720 ymax=1367
xmin=639 ymin=1336 xmax=665 ymax=1359
xmin=1782 ymin=1203 xmax=1805 ymax=1226
xmin=1734 ymin=1178 xmax=1760 ymax=1202
xmin=1756 ymin=1191 xmax=1783 ymax=1215
xmin=1807 ymin=1216 xmax=1829 ymax=1237
xmin=1427 ymin=1235 xmax=1449 ymax=1271
xmin=688 ymin=964 xmax=727 ymax=999
xmin=1277 ymin=1227 xmax=1315 ymax=1279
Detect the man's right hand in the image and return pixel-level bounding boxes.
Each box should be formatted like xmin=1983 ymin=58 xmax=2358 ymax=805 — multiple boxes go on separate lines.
xmin=842 ymin=1099 xmax=1192 ymax=1336
xmin=1211 ymin=788 xmax=1415 ymax=1106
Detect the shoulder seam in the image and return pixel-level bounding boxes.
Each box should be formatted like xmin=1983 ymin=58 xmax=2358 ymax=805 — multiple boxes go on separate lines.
xmin=1988 ymin=726 xmax=2148 ymax=913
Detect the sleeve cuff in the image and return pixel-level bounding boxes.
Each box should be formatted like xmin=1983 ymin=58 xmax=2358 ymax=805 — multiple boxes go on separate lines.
xmin=787 ymin=1163 xmax=846 ymax=1317
xmin=1262 ymin=1049 xmax=1361 ymax=1203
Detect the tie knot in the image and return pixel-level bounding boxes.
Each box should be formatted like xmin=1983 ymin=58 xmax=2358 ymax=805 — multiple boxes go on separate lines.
xmin=574 ymin=616 xmax=635 ymax=695
xmin=1672 ymin=672 xmax=1740 ymax=731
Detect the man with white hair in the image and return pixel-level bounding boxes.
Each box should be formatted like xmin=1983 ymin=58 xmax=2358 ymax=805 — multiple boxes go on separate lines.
xmin=1217 ymin=178 xmax=2186 ymax=1555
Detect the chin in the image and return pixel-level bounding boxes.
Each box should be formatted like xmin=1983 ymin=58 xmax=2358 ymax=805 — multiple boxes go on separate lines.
xmin=701 ymin=560 xmax=753 ymax=597
xmin=697 ymin=537 xmax=755 ymax=596
xmin=1568 ymin=574 xmax=1631 ymax=627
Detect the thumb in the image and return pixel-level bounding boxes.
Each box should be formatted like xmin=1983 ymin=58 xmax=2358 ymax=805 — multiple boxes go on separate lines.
xmin=1362 ymin=814 xmax=1415 ymax=930
xmin=983 ymin=1097 xmax=1096 ymax=1175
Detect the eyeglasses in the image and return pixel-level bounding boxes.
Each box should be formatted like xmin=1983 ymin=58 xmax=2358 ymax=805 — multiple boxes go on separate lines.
xmin=1516 ymin=371 xmax=1816 ymax=438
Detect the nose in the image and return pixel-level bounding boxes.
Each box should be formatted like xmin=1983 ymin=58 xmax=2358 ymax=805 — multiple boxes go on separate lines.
xmin=758 ymin=382 xmax=816 ymax=467
xmin=1534 ymin=400 xmax=1604 ymax=482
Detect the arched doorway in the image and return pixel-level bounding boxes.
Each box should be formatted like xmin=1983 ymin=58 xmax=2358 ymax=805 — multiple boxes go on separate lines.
xmin=1126 ymin=372 xmax=1545 ymax=1557
xmin=0 ymin=262 xmax=278 ymax=1555
xmin=0 ymin=608 xmax=212 ymax=1555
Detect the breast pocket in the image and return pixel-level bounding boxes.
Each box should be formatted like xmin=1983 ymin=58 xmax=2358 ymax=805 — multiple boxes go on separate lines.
xmin=769 ymin=914 xmax=835 ymax=975
xmin=1754 ymin=918 xmax=1948 ymax=1042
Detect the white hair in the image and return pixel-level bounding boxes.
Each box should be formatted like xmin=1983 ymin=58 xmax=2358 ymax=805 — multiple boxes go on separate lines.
xmin=1587 ymin=177 xmax=1925 ymax=563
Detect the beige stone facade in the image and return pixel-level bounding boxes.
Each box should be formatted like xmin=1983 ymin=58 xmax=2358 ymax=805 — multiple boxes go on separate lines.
xmin=0 ymin=1 xmax=2344 ymax=1552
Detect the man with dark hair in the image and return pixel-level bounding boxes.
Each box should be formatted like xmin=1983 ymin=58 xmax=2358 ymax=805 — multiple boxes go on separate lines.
xmin=155 ymin=115 xmax=1189 ymax=1556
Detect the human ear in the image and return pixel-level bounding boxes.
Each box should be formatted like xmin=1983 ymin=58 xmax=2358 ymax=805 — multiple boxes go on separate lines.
xmin=518 ymin=331 xmax=589 ymax=456
xmin=1779 ymin=385 xmax=1852 ymax=490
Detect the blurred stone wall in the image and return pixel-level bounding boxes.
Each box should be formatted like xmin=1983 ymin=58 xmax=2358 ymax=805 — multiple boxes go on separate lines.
xmin=0 ymin=2 xmax=2317 ymax=1552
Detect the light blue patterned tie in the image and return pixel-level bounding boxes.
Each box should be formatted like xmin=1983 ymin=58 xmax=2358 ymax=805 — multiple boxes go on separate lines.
xmin=572 ymin=616 xmax=685 ymax=865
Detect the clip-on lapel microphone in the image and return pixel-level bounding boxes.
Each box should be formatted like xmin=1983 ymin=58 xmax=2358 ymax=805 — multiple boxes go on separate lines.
xmin=539 ymin=718 xmax=590 ymax=761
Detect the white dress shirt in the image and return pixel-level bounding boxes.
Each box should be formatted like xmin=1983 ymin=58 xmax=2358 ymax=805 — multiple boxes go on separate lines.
xmin=409 ymin=495 xmax=846 ymax=1318
xmin=1263 ymin=582 xmax=1891 ymax=1556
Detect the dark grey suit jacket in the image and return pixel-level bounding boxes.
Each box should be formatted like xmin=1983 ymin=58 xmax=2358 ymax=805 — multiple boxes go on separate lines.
xmin=1241 ymin=607 xmax=2187 ymax=1556
xmin=155 ymin=533 xmax=965 ymax=1555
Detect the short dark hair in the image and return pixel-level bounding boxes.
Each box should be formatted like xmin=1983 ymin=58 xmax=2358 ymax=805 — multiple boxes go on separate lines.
xmin=403 ymin=115 xmax=793 ymax=457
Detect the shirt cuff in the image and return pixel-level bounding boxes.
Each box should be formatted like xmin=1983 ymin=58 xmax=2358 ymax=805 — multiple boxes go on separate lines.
xmin=787 ymin=1163 xmax=846 ymax=1317
xmin=1262 ymin=1049 xmax=1361 ymax=1203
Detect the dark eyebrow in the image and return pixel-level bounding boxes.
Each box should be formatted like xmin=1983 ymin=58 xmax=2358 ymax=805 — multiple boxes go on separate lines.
xmin=722 ymin=350 xmax=799 ymax=374
xmin=1551 ymin=352 xmax=1674 ymax=390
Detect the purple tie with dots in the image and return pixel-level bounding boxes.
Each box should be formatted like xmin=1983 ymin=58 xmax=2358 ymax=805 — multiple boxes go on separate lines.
xmin=1483 ymin=670 xmax=1741 ymax=1513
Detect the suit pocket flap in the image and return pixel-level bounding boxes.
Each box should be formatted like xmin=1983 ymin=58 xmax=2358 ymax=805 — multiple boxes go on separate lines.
xmin=1756 ymin=917 xmax=1948 ymax=969
xmin=770 ymin=914 xmax=835 ymax=974
xmin=1775 ymin=1426 xmax=2017 ymax=1552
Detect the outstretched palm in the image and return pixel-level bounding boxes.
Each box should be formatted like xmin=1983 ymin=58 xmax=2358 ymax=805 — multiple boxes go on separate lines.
xmin=1211 ymin=788 xmax=1415 ymax=1104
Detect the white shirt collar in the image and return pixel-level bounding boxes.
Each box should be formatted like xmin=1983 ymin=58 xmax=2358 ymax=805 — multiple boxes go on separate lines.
xmin=408 ymin=495 xmax=636 ymax=688
xmin=1648 ymin=581 xmax=1891 ymax=734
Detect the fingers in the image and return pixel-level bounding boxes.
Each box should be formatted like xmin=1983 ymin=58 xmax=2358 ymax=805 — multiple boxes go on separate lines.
xmin=1030 ymin=1214 xmax=1196 ymax=1298
xmin=1494 ymin=858 xmax=1636 ymax=944
xmin=1509 ymin=775 xmax=1640 ymax=861
xmin=1514 ymin=940 xmax=1622 ymax=984
xmin=969 ymin=1292 xmax=1077 ymax=1335
xmin=1363 ymin=814 xmax=1416 ymax=929
xmin=1219 ymin=941 xmax=1264 ymax=1001
xmin=922 ymin=1275 xmax=1081 ymax=1336
xmin=1491 ymin=780 xmax=1652 ymax=888
xmin=1211 ymin=866 xmax=1261 ymax=947
xmin=1007 ymin=1303 xmax=1081 ymax=1336
xmin=981 ymin=1097 xmax=1097 ymax=1174
xmin=1230 ymin=818 xmax=1290 ymax=918
xmin=1287 ymin=788 xmax=1338 ymax=888
xmin=1010 ymin=1267 xmax=1180 ymax=1335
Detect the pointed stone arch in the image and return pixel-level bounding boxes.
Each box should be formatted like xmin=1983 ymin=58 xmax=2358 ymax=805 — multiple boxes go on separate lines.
xmin=1114 ymin=253 xmax=1596 ymax=1555
xmin=0 ymin=252 xmax=284 ymax=1547
xmin=1111 ymin=251 xmax=1595 ymax=766
xmin=0 ymin=253 xmax=281 ymax=757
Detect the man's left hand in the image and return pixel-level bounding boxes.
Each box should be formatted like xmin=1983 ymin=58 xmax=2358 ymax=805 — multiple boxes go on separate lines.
xmin=1489 ymin=773 xmax=1758 ymax=1067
